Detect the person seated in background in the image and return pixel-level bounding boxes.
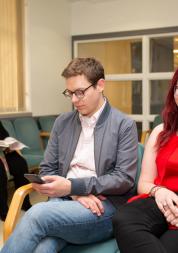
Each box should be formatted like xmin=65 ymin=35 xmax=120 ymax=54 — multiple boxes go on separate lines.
xmin=0 ymin=121 xmax=32 ymax=221
xmin=113 ymin=68 xmax=178 ymax=253
xmin=0 ymin=57 xmax=138 ymax=253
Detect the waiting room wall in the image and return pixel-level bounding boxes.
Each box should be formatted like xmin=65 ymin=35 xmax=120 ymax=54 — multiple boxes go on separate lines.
xmin=71 ymin=0 xmax=178 ymax=35
xmin=25 ymin=0 xmax=72 ymax=116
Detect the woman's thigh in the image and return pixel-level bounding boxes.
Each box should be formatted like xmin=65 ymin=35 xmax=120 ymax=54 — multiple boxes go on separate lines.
xmin=160 ymin=229 xmax=178 ymax=253
xmin=113 ymin=198 xmax=168 ymax=253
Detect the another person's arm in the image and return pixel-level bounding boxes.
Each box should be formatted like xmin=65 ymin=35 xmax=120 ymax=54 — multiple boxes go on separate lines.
xmin=137 ymin=124 xmax=163 ymax=195
xmin=138 ymin=124 xmax=178 ymax=218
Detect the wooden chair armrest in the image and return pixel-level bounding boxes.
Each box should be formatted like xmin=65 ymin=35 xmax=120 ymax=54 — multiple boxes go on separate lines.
xmin=40 ymin=131 xmax=50 ymax=138
xmin=140 ymin=129 xmax=151 ymax=145
xmin=3 ymin=183 xmax=35 ymax=242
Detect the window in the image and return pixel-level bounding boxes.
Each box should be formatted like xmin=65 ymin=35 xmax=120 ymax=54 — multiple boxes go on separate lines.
xmin=0 ymin=0 xmax=25 ymax=113
xmin=78 ymin=39 xmax=142 ymax=74
xmin=73 ymin=28 xmax=178 ymax=139
xmin=104 ymin=80 xmax=142 ymax=114
xmin=150 ymin=36 xmax=178 ymax=72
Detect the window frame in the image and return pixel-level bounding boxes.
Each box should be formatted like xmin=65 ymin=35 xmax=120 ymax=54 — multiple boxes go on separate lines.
xmin=72 ymin=27 xmax=178 ymax=131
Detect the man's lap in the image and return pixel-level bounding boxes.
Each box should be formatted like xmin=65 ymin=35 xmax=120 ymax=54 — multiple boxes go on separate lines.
xmin=23 ymin=197 xmax=116 ymax=244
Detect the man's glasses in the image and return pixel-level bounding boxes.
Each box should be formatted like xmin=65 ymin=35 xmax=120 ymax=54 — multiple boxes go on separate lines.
xmin=63 ymin=84 xmax=94 ymax=99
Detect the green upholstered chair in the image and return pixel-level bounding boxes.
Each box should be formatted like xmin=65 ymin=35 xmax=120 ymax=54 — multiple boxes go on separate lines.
xmin=140 ymin=114 xmax=163 ymax=145
xmin=38 ymin=115 xmax=56 ymax=147
xmin=12 ymin=117 xmax=44 ymax=169
xmin=3 ymin=143 xmax=144 ymax=253
xmin=61 ymin=239 xmax=119 ymax=253
xmin=1 ymin=119 xmax=16 ymax=138
xmin=38 ymin=115 xmax=56 ymax=132
xmin=0 ymin=119 xmax=20 ymax=179
xmin=60 ymin=143 xmax=144 ymax=253
xmin=152 ymin=115 xmax=162 ymax=129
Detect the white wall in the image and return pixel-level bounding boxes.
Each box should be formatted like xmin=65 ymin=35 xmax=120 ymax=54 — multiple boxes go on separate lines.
xmin=24 ymin=0 xmax=178 ymax=116
xmin=25 ymin=0 xmax=72 ymax=116
xmin=71 ymin=0 xmax=178 ymax=35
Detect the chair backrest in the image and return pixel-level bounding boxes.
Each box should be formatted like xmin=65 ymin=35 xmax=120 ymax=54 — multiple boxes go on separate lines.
xmin=135 ymin=143 xmax=144 ymax=186
xmin=13 ymin=117 xmax=42 ymax=150
xmin=1 ymin=119 xmax=16 ymax=138
xmin=38 ymin=116 xmax=56 ymax=132
xmin=153 ymin=115 xmax=162 ymax=129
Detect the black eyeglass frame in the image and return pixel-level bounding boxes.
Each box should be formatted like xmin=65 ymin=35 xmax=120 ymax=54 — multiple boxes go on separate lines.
xmin=62 ymin=84 xmax=95 ymax=99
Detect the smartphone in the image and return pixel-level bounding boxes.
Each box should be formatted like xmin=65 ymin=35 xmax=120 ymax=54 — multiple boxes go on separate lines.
xmin=24 ymin=174 xmax=46 ymax=184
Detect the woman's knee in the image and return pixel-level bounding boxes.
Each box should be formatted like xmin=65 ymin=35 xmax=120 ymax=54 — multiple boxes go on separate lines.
xmin=112 ymin=204 xmax=141 ymax=237
xmin=112 ymin=205 xmax=132 ymax=226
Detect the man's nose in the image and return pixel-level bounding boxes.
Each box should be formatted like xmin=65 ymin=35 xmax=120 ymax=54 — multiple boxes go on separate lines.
xmin=71 ymin=93 xmax=79 ymax=103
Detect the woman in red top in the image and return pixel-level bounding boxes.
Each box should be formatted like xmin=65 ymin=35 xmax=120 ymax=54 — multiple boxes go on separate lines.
xmin=113 ymin=69 xmax=178 ymax=253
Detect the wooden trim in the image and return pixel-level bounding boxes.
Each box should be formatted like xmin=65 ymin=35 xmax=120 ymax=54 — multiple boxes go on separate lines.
xmin=3 ymin=184 xmax=34 ymax=242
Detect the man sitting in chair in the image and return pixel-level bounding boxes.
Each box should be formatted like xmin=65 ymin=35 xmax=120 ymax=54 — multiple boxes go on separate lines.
xmin=1 ymin=57 xmax=138 ymax=253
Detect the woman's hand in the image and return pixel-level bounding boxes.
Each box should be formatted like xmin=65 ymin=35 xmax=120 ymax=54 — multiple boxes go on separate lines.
xmin=154 ymin=187 xmax=178 ymax=217
xmin=72 ymin=194 xmax=106 ymax=216
xmin=163 ymin=206 xmax=178 ymax=227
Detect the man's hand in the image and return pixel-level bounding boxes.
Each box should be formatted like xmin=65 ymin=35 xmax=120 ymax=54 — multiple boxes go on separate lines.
xmin=72 ymin=194 xmax=106 ymax=216
xmin=32 ymin=175 xmax=71 ymax=197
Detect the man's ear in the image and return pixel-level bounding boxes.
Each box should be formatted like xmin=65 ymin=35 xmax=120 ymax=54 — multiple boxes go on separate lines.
xmin=96 ymin=79 xmax=105 ymax=92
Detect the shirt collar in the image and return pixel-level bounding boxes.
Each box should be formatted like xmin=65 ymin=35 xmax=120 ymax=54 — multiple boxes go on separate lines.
xmin=79 ymin=98 xmax=106 ymax=127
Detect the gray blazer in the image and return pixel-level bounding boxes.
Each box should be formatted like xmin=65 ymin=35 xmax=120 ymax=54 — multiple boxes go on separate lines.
xmin=40 ymin=100 xmax=138 ymax=202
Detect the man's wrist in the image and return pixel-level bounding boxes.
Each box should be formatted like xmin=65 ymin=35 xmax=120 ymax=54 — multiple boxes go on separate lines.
xmin=67 ymin=178 xmax=86 ymax=195
xmin=65 ymin=178 xmax=72 ymax=195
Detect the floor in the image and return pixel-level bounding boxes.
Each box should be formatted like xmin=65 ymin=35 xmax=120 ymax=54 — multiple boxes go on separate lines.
xmin=0 ymin=185 xmax=47 ymax=249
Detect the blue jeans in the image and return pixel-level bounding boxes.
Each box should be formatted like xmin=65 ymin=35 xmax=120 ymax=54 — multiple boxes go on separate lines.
xmin=1 ymin=197 xmax=116 ymax=253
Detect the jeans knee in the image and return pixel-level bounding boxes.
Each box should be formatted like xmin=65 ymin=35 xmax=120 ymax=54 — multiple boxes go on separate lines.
xmin=25 ymin=202 xmax=46 ymax=223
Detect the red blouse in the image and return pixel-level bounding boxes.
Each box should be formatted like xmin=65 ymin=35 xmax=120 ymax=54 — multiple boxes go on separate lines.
xmin=155 ymin=134 xmax=178 ymax=192
xmin=127 ymin=135 xmax=178 ymax=229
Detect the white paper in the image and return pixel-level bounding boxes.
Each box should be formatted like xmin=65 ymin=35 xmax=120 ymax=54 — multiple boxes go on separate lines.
xmin=0 ymin=137 xmax=28 ymax=151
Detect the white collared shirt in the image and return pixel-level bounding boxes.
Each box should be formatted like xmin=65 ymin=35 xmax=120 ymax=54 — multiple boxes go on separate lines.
xmin=67 ymin=99 xmax=106 ymax=179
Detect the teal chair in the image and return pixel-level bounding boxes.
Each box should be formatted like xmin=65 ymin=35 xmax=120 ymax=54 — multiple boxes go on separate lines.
xmin=38 ymin=115 xmax=56 ymax=147
xmin=38 ymin=115 xmax=56 ymax=132
xmin=61 ymin=239 xmax=118 ymax=253
xmin=3 ymin=143 xmax=144 ymax=252
xmin=13 ymin=117 xmax=44 ymax=169
xmin=141 ymin=114 xmax=163 ymax=145
xmin=1 ymin=119 xmax=21 ymax=179
xmin=60 ymin=143 xmax=144 ymax=253
xmin=1 ymin=119 xmax=17 ymax=138
xmin=152 ymin=115 xmax=162 ymax=129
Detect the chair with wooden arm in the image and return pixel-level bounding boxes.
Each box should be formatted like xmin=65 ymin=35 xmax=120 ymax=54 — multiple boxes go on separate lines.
xmin=38 ymin=116 xmax=56 ymax=148
xmin=3 ymin=184 xmax=119 ymax=253
xmin=3 ymin=184 xmax=33 ymax=242
xmin=3 ymin=143 xmax=144 ymax=253
xmin=140 ymin=115 xmax=163 ymax=145
xmin=140 ymin=129 xmax=151 ymax=145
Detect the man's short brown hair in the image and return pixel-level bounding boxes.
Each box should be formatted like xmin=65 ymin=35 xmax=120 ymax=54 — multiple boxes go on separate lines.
xmin=61 ymin=57 xmax=105 ymax=86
